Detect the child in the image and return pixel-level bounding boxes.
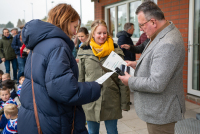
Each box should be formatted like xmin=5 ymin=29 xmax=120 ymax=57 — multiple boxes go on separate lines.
xmin=0 ymin=88 xmax=17 ymax=130
xmin=0 ymin=87 xmax=17 ymax=112
xmin=2 ymin=80 xmax=21 ymax=108
xmin=0 ymin=70 xmax=4 ymax=88
xmin=1 ymin=74 xmax=10 ymax=82
xmin=17 ymin=76 xmax=25 ymax=97
xmin=2 ymin=104 xmax=18 ymax=134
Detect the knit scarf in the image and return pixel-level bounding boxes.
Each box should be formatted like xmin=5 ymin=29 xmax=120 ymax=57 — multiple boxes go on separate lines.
xmin=90 ymin=36 xmax=114 ymax=60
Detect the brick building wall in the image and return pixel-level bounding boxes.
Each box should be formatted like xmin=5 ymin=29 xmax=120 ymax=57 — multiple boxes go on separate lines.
xmin=94 ymin=0 xmax=123 ymax=20
xmin=157 ymin=0 xmax=197 ymax=105
xmin=94 ymin=0 xmax=199 ymax=105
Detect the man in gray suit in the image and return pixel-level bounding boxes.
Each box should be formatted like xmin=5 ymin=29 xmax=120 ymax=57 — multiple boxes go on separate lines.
xmin=118 ymin=1 xmax=185 ymax=134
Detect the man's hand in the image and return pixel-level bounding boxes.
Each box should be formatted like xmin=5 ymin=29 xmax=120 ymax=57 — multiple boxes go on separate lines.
xmin=125 ymin=60 xmax=137 ymax=69
xmin=118 ymin=72 xmax=131 ymax=86
xmin=26 ymin=49 xmax=30 ymax=54
xmin=1 ymin=58 xmax=5 ymax=62
xmin=120 ymin=44 xmax=130 ymax=50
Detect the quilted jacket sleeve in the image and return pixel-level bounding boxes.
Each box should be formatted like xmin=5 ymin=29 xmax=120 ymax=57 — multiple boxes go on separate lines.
xmin=45 ymin=46 xmax=101 ymax=106
xmin=117 ymin=36 xmax=127 ymax=54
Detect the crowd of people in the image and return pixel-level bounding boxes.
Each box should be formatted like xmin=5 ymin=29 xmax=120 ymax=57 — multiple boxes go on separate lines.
xmin=0 ymin=1 xmax=185 ymax=134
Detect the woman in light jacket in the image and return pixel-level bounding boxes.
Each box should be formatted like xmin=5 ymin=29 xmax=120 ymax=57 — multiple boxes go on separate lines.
xmin=77 ymin=20 xmax=130 ymax=134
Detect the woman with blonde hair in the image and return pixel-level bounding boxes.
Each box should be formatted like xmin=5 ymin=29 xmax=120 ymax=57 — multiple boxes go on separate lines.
xmin=77 ymin=20 xmax=130 ymax=134
xmin=18 ymin=4 xmax=101 ymax=134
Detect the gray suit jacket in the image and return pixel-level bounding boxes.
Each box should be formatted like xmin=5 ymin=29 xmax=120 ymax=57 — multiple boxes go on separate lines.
xmin=128 ymin=22 xmax=185 ymax=125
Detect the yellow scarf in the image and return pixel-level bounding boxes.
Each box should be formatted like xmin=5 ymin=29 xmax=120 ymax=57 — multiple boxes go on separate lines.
xmin=90 ymin=36 xmax=114 ymax=60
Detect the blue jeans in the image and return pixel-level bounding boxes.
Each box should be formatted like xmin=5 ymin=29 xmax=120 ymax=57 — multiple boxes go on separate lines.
xmin=4 ymin=58 xmax=18 ymax=80
xmin=87 ymin=120 xmax=118 ymax=134
xmin=17 ymin=55 xmax=26 ymax=83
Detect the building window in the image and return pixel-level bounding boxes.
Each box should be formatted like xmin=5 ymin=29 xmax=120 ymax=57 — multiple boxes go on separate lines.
xmin=118 ymin=4 xmax=127 ymax=32
xmin=108 ymin=7 xmax=116 ymax=38
xmin=130 ymin=1 xmax=142 ymax=38
xmin=105 ymin=0 xmax=142 ymax=41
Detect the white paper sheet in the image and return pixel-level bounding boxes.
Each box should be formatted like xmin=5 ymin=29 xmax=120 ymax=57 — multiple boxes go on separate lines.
xmin=95 ymin=51 xmax=135 ymax=84
xmin=102 ymin=51 xmax=127 ymax=72
xmin=102 ymin=51 xmax=135 ymax=75
xmin=95 ymin=72 xmax=114 ymax=84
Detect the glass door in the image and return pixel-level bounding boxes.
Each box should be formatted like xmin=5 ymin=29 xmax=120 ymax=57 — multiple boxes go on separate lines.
xmin=188 ymin=0 xmax=200 ymax=96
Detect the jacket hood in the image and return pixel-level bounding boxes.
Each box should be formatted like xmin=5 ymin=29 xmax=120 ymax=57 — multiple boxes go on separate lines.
xmin=22 ymin=19 xmax=74 ymax=50
xmin=116 ymin=31 xmax=132 ymax=38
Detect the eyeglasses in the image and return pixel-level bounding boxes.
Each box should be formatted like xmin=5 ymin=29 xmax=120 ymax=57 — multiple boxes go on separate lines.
xmin=139 ymin=20 xmax=151 ymax=28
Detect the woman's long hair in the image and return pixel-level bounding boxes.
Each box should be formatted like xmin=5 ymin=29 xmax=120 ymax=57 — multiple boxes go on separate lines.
xmin=47 ymin=4 xmax=81 ymax=39
xmin=86 ymin=20 xmax=110 ymax=45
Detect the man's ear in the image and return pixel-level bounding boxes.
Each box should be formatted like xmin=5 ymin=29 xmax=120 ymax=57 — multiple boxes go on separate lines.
xmin=152 ymin=20 xmax=156 ymax=27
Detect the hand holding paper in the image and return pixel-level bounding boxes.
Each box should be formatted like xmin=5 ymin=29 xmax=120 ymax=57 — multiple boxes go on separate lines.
xmin=102 ymin=51 xmax=135 ymax=75
xmin=95 ymin=51 xmax=135 ymax=85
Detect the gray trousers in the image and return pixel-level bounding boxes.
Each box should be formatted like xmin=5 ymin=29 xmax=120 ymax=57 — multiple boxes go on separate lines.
xmin=147 ymin=122 xmax=176 ymax=134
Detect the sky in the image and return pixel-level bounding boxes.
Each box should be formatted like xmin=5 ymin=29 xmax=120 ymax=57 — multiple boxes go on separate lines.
xmin=0 ymin=0 xmax=94 ymax=27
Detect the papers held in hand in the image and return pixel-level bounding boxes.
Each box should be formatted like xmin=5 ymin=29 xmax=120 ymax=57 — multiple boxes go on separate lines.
xmin=95 ymin=72 xmax=114 ymax=84
xmin=95 ymin=51 xmax=134 ymax=84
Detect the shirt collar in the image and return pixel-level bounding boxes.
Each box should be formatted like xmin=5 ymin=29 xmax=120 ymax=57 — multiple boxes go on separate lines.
xmin=150 ymin=20 xmax=170 ymax=41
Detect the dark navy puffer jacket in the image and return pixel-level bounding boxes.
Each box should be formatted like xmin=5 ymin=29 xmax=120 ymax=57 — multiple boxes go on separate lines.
xmin=117 ymin=31 xmax=135 ymax=61
xmin=11 ymin=33 xmax=23 ymax=56
xmin=18 ymin=19 xmax=101 ymax=134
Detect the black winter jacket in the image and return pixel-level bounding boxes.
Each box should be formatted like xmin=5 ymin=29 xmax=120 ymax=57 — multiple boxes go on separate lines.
xmin=11 ymin=33 xmax=23 ymax=56
xmin=117 ymin=31 xmax=135 ymax=61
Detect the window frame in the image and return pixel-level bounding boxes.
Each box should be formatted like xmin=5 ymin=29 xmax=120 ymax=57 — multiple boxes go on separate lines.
xmin=105 ymin=0 xmax=143 ymax=42
xmin=105 ymin=0 xmax=157 ymax=42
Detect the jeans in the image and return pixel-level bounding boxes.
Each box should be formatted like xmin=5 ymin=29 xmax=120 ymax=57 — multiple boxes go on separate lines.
xmin=4 ymin=58 xmax=17 ymax=80
xmin=87 ymin=120 xmax=118 ymax=134
xmin=17 ymin=55 xmax=26 ymax=83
